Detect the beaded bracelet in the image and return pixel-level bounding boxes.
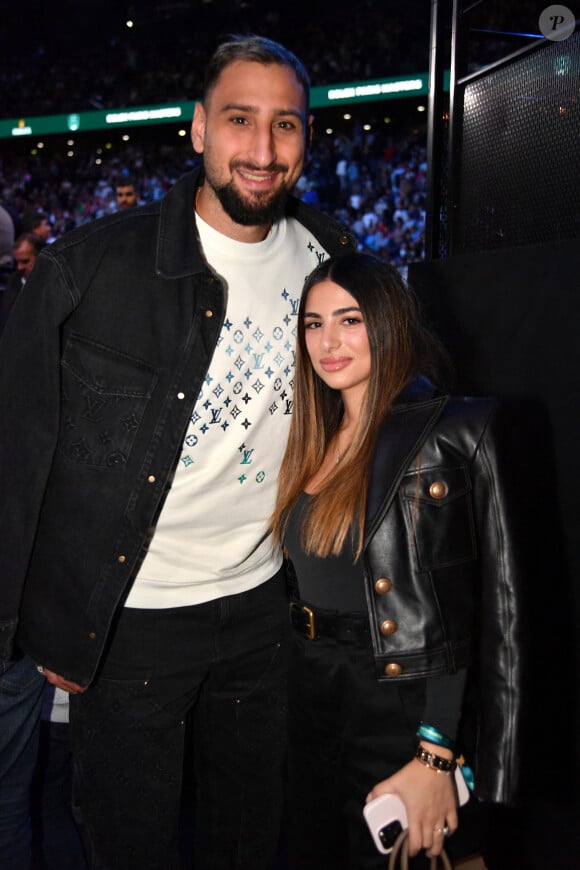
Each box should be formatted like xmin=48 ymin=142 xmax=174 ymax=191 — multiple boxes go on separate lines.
xmin=415 ymin=744 xmax=457 ymax=774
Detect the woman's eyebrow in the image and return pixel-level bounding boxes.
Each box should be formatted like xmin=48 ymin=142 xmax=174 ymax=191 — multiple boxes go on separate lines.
xmin=303 ymin=306 xmax=361 ymax=317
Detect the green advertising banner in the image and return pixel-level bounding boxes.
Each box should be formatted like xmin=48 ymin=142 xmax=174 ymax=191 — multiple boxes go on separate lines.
xmin=0 ymin=72 xmax=446 ymax=140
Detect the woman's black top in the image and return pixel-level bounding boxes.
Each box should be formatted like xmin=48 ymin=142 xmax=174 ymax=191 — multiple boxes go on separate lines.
xmin=285 ymin=491 xmax=366 ymax=612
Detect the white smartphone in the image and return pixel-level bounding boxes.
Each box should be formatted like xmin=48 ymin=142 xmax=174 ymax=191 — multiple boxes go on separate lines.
xmin=363 ymin=792 xmax=408 ymax=854
xmin=363 ymin=766 xmax=470 ymax=854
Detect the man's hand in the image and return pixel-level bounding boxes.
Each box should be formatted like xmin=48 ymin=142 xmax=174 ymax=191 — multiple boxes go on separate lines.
xmin=41 ymin=666 xmax=85 ymax=694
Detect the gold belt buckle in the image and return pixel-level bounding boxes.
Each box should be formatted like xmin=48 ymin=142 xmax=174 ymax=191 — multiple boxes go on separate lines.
xmin=302 ymin=604 xmax=316 ymax=640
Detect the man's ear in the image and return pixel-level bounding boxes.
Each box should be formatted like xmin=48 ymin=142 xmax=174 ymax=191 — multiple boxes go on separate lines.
xmin=191 ymin=102 xmax=206 ymax=154
xmin=306 ymin=113 xmax=314 ymax=155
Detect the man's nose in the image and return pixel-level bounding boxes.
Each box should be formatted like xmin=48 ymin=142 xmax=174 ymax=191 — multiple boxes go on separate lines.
xmin=248 ymin=124 xmax=276 ymax=168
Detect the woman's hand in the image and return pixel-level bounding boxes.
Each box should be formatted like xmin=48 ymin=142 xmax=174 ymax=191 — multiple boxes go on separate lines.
xmin=365 ymin=744 xmax=458 ymax=858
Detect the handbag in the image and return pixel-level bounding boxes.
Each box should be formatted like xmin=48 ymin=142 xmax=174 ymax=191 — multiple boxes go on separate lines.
xmin=388 ymin=830 xmax=452 ymax=870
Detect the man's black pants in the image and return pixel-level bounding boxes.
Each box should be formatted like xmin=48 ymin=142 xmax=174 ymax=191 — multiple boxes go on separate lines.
xmin=70 ymin=570 xmax=288 ymax=869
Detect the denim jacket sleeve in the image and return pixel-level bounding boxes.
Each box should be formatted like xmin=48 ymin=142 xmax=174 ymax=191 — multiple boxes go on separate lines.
xmin=0 ymin=250 xmax=74 ymax=660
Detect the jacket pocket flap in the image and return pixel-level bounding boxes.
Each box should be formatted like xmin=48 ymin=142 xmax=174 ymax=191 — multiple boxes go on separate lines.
xmin=62 ymin=333 xmax=157 ymax=398
xmin=399 ymin=465 xmax=471 ymax=506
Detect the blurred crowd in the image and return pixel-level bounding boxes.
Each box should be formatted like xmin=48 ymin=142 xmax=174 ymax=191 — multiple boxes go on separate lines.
xmin=1 ymin=0 xmax=430 ymax=293
xmin=1 ymin=125 xmax=428 ymax=286
xmin=1 ymin=1 xmax=429 ymax=119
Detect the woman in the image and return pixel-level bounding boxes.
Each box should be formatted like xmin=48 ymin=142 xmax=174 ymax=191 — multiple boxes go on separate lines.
xmin=271 ymin=253 xmax=525 ymax=868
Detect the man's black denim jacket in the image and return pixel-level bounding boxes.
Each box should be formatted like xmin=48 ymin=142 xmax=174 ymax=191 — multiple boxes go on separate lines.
xmin=0 ymin=167 xmax=355 ymax=684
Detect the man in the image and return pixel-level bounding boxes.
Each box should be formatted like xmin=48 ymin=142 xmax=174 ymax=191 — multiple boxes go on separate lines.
xmin=0 ymin=233 xmax=46 ymax=867
xmin=115 ymin=177 xmax=139 ymax=210
xmin=0 ymin=232 xmax=45 ymax=332
xmin=22 ymin=210 xmax=53 ymax=243
xmin=0 ymin=204 xmax=16 ymax=265
xmin=0 ymin=36 xmax=355 ymax=869
xmin=11 ymin=232 xmax=45 ymax=281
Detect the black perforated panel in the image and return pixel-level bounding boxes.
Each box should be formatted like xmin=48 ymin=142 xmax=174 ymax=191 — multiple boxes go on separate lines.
xmin=453 ymin=30 xmax=580 ymax=254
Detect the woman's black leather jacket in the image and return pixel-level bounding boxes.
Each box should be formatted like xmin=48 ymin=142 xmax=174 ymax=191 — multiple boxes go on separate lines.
xmin=362 ymin=379 xmax=527 ymax=804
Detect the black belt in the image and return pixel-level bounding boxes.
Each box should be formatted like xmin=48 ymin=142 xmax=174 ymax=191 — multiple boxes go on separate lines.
xmin=289 ymin=600 xmax=371 ymax=642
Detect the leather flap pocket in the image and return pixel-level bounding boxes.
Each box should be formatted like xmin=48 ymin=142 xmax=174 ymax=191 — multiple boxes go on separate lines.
xmin=399 ymin=465 xmax=476 ymax=570
xmin=399 ymin=465 xmax=471 ymax=507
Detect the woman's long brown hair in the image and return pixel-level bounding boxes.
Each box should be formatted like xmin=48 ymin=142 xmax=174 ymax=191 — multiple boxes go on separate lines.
xmin=270 ymin=252 xmax=442 ymax=560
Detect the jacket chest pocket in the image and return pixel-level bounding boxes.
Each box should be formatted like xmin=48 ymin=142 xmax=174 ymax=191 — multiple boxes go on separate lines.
xmin=58 ymin=334 xmax=158 ymax=470
xmin=398 ymin=465 xmax=476 ymax=570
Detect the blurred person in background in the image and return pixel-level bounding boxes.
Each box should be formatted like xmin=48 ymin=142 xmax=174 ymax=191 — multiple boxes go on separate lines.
xmin=115 ymin=177 xmax=140 ymax=210
xmin=22 ymin=211 xmax=54 ymax=244
xmin=0 ymin=233 xmax=46 ymax=333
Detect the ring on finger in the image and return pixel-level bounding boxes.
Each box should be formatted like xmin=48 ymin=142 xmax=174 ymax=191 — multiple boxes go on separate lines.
xmin=433 ymin=825 xmax=450 ymax=836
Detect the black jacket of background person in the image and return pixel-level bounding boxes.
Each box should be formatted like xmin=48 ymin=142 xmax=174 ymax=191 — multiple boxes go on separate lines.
xmin=0 ymin=166 xmax=356 ymax=684
xmin=356 ymin=378 xmax=527 ymax=805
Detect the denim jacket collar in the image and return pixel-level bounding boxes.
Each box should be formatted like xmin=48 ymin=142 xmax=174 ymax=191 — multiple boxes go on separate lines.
xmin=156 ymin=167 xmax=206 ymax=279
xmin=154 ymin=166 xmax=356 ymax=280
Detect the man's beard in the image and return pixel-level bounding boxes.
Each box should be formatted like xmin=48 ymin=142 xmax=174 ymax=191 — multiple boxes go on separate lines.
xmin=210 ymin=173 xmax=291 ymax=227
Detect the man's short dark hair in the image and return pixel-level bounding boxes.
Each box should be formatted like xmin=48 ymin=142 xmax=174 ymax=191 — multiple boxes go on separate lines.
xmin=14 ymin=232 xmax=46 ymax=255
xmin=203 ymin=35 xmax=310 ymax=108
xmin=116 ymin=176 xmax=137 ymax=190
xmin=22 ymin=210 xmax=49 ymax=233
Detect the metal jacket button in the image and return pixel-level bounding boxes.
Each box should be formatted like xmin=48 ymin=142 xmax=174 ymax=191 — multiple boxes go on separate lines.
xmin=374 ymin=578 xmax=392 ymax=595
xmin=429 ymin=481 xmax=448 ymax=499
xmin=379 ymin=619 xmax=397 ymax=636
xmin=384 ymin=662 xmax=402 ymax=677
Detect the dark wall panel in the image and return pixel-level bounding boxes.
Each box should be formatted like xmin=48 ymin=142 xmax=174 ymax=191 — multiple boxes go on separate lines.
xmin=409 ymin=238 xmax=579 ymax=865
xmin=451 ymin=31 xmax=580 ymax=256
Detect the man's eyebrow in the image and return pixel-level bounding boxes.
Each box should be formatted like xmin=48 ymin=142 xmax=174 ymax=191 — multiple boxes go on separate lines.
xmin=220 ymin=103 xmax=305 ymax=121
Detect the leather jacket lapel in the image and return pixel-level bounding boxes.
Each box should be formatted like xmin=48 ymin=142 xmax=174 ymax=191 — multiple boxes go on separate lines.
xmin=364 ymin=396 xmax=448 ymax=545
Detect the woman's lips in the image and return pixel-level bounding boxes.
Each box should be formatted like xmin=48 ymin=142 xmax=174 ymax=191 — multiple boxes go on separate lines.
xmin=320 ymin=356 xmax=351 ymax=372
